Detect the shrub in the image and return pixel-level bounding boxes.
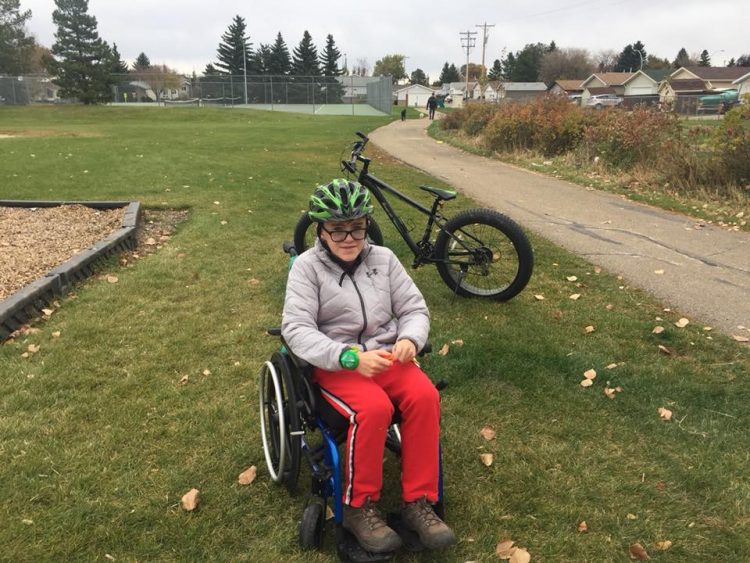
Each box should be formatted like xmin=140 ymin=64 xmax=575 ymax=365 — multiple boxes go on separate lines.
xmin=460 ymin=103 xmax=501 ymax=136
xmin=711 ymin=109 xmax=750 ymax=184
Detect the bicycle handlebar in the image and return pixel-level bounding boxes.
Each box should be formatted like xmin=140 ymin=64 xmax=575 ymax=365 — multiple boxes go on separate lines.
xmin=342 ymin=132 xmax=370 ymax=174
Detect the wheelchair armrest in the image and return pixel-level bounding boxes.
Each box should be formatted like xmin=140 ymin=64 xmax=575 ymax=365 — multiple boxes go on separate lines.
xmin=266 ymin=327 xmax=282 ymax=336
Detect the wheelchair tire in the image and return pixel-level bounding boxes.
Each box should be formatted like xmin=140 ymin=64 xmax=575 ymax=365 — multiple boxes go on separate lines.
xmin=258 ymin=352 xmax=301 ymax=493
xmin=299 ymin=496 xmax=326 ymax=550
xmin=293 ymin=213 xmax=384 ymax=254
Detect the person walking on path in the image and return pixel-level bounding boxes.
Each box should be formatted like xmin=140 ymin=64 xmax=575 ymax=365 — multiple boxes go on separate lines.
xmin=426 ymin=93 xmax=438 ymax=120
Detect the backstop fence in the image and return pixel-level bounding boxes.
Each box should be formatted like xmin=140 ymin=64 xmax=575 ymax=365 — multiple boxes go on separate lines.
xmin=0 ymin=73 xmax=393 ymax=115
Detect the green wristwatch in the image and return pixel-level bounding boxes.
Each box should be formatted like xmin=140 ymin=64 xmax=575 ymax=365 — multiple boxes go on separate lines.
xmin=339 ymin=347 xmax=359 ymax=370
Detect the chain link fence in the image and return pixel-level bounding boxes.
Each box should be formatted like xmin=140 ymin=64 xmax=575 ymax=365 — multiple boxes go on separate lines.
xmin=0 ymin=74 xmax=393 ymax=115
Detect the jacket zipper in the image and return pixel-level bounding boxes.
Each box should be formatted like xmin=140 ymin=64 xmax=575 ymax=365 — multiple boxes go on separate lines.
xmin=348 ymin=274 xmax=368 ymax=348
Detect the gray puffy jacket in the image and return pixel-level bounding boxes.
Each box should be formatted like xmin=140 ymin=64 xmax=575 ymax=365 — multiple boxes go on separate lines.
xmin=281 ymin=240 xmax=430 ymax=371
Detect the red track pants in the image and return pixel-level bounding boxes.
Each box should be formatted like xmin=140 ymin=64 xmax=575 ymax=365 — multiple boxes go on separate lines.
xmin=313 ymin=361 xmax=440 ymax=508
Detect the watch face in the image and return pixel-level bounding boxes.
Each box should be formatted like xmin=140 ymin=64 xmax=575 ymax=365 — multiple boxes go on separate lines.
xmin=341 ymin=349 xmax=359 ymax=369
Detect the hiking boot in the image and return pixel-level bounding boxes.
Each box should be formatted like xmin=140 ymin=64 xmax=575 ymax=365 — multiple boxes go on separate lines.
xmin=401 ymin=497 xmax=456 ymax=550
xmin=343 ymin=500 xmax=402 ymax=553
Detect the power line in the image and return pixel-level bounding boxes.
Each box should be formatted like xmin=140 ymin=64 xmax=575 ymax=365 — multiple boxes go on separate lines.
xmin=459 ymin=30 xmax=477 ymax=100
xmin=475 ymin=22 xmax=495 ymax=80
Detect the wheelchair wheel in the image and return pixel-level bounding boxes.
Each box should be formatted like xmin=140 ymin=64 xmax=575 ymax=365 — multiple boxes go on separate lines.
xmin=299 ymin=496 xmax=326 ymax=550
xmin=259 ymin=352 xmax=301 ymax=493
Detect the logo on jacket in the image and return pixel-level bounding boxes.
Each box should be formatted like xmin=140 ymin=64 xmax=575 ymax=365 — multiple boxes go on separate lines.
xmin=366 ymin=268 xmax=379 ymax=278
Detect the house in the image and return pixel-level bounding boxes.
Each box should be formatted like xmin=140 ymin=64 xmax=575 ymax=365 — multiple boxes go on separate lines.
xmin=733 ymin=71 xmax=750 ymax=97
xmin=580 ymin=72 xmax=634 ymax=102
xmin=337 ymin=76 xmax=384 ymax=102
xmin=395 ymin=83 xmax=436 ymax=107
xmin=548 ymin=79 xmax=584 ymax=97
xmin=500 ymin=82 xmax=547 ymax=101
xmin=438 ymin=81 xmax=478 ymax=107
xmin=669 ymin=66 xmax=750 ymax=91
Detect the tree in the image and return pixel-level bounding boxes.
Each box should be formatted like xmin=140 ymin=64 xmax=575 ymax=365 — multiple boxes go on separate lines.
xmin=372 ymin=54 xmax=406 ymax=80
xmin=252 ymin=43 xmax=271 ymax=74
xmin=615 ymin=41 xmax=647 ymax=72
xmin=672 ymin=47 xmax=692 ymax=68
xmin=501 ymin=51 xmax=516 ymax=79
xmin=644 ymin=55 xmax=671 ymax=70
xmin=133 ymin=63 xmax=180 ymax=102
xmin=539 ymin=48 xmax=593 ymax=84
xmin=508 ymin=43 xmax=547 ymax=82
xmin=291 ymin=30 xmax=320 ymax=75
xmin=215 ymin=15 xmax=252 ymax=76
xmin=737 ymin=54 xmax=750 ymax=67
xmin=0 ymin=0 xmax=37 ymax=74
xmin=438 ymin=62 xmax=460 ymax=84
xmin=727 ymin=57 xmax=736 ymax=67
xmin=487 ymin=59 xmax=503 ymax=81
xmin=47 ymin=0 xmax=115 ymax=104
xmin=203 ymin=63 xmax=220 ymax=76
xmin=699 ymin=49 xmax=711 ymax=66
xmin=110 ymin=42 xmax=128 ymax=74
xmin=320 ymin=34 xmax=342 ymax=77
xmin=133 ymin=52 xmax=150 ymax=71
xmin=595 ymin=49 xmax=618 ymax=72
xmin=410 ymin=68 xmax=428 ymax=86
xmin=267 ymin=32 xmax=291 ymax=76
xmin=459 ymin=62 xmax=483 ymax=81
xmin=352 ymin=58 xmax=369 ymax=77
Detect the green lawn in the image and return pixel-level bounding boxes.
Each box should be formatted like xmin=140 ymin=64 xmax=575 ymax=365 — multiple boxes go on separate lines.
xmin=1 ymin=106 xmax=749 ymax=562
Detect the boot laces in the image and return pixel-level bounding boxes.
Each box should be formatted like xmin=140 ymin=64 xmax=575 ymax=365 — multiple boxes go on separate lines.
xmin=411 ymin=497 xmax=441 ymax=527
xmin=361 ymin=500 xmax=387 ymax=531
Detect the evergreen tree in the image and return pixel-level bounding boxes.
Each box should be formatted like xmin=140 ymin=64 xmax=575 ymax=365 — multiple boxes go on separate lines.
xmin=203 ymin=63 xmax=220 ymax=76
xmin=110 ymin=42 xmax=128 ymax=73
xmin=47 ymin=0 xmax=115 ymax=104
xmin=487 ymin=59 xmax=503 ymax=81
xmin=509 ymin=43 xmax=546 ymax=82
xmin=615 ymin=41 xmax=647 ymax=72
xmin=320 ymin=34 xmax=342 ymax=76
xmin=448 ymin=63 xmax=460 ymax=82
xmin=672 ymin=47 xmax=691 ymax=68
xmin=0 ymin=0 xmax=37 ymax=74
xmin=737 ymin=54 xmax=750 ymax=67
xmin=134 ymin=52 xmax=150 ymax=70
xmin=291 ymin=30 xmax=320 ymax=76
xmin=547 ymin=40 xmax=557 ymax=52
xmin=501 ymin=51 xmax=516 ymax=79
xmin=410 ymin=68 xmax=428 ymax=86
xmin=215 ymin=15 xmax=252 ymax=76
xmin=699 ymin=49 xmax=711 ymax=66
xmin=267 ymin=32 xmax=291 ymax=76
xmin=252 ymin=43 xmax=271 ymax=74
xmin=439 ymin=62 xmax=461 ymax=84
xmin=727 ymin=57 xmax=736 ymax=67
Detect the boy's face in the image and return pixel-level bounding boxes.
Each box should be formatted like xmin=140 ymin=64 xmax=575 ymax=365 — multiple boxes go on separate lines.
xmin=320 ymin=218 xmax=367 ymax=263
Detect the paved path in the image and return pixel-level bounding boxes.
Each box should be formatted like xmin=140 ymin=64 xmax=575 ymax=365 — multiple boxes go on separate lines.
xmin=370 ymin=117 xmax=750 ymax=339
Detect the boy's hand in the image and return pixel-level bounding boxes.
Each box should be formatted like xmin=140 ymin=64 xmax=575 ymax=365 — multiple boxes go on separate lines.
xmin=356 ymin=350 xmax=393 ymax=377
xmin=392 ymin=339 xmax=417 ymax=364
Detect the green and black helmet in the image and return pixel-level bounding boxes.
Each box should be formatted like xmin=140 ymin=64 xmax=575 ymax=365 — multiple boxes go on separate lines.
xmin=308 ymin=178 xmax=373 ymax=222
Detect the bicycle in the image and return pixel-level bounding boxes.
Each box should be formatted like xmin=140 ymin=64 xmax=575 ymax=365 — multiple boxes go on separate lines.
xmin=293 ymin=132 xmax=534 ymax=301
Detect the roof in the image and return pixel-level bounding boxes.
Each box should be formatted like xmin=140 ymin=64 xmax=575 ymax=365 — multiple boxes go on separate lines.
xmin=588 ymin=72 xmax=634 ymax=86
xmin=642 ymin=69 xmax=670 ymax=83
xmin=394 ymin=84 xmax=435 ymax=93
xmin=682 ymin=66 xmax=749 ymax=81
xmin=503 ymin=82 xmax=547 ymax=91
xmin=585 ymin=86 xmax=616 ymax=95
xmin=668 ymin=78 xmax=708 ymax=92
xmin=733 ymin=71 xmax=750 ymax=84
xmin=336 ymin=76 xmax=385 ymax=87
xmin=553 ymin=79 xmax=585 ymax=91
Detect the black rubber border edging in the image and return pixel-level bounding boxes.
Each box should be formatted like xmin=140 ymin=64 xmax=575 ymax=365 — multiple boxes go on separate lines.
xmin=0 ymin=200 xmax=141 ymax=341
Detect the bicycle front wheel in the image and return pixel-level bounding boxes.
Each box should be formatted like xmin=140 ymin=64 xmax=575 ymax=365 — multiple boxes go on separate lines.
xmin=434 ymin=208 xmax=533 ymax=300
xmin=293 ymin=213 xmax=384 ymax=254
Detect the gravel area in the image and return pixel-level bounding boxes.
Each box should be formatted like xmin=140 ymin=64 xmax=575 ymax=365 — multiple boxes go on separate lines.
xmin=0 ymin=205 xmax=124 ymax=300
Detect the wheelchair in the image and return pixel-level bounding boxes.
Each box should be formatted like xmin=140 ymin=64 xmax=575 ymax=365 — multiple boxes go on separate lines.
xmin=258 ymin=243 xmax=447 ymax=562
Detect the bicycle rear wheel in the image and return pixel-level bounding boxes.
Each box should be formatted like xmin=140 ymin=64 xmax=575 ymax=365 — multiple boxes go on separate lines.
xmin=293 ymin=213 xmax=384 ymax=254
xmin=434 ymin=208 xmax=533 ymax=300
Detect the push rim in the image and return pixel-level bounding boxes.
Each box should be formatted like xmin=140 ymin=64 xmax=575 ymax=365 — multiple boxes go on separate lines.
xmin=259 ymin=360 xmax=287 ymax=482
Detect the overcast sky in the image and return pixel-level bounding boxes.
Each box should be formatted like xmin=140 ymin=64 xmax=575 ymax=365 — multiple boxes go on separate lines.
xmin=19 ymin=0 xmax=749 ymax=79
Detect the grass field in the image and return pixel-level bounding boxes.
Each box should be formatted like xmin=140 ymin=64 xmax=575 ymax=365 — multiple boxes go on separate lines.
xmin=1 ymin=106 xmax=749 ymax=562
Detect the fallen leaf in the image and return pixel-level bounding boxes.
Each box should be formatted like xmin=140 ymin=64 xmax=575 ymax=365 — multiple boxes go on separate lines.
xmin=732 ymin=335 xmax=749 ymax=343
xmin=52 ymin=331 xmax=61 ymax=338
xmin=248 ymin=278 xmax=260 ymax=285
xmin=627 ymin=513 xmax=637 ymax=520
xmin=479 ymin=426 xmax=496 ymax=440
xmin=567 ymin=276 xmax=578 ymax=282
xmin=106 ymin=275 xmax=119 ymax=284
xmin=674 ymin=318 xmax=689 ymax=328
xmin=509 ymin=548 xmax=531 ymax=563
xmin=480 ymin=453 xmax=493 ymax=467
xmin=22 ymin=518 xmax=33 ymax=525
xmin=238 ymin=465 xmax=257 ymax=485
xmin=569 ymin=293 xmax=581 ymax=301
xmin=658 ymin=345 xmax=672 ymax=355
xmin=654 ymin=269 xmax=664 ymax=275
xmin=655 ymin=480 xmax=666 ymax=491
xmin=584 ymin=325 xmax=595 ymax=333
xmin=202 ymin=369 xmax=211 ymax=376
xmin=583 ymin=369 xmax=597 ymax=380
xmin=534 ymin=294 xmax=545 ymax=301
xmin=654 ymin=540 xmax=673 ymax=551
xmin=604 ymin=387 xmax=617 ymax=399
xmin=104 ymin=555 xmax=115 ymax=561
xmin=629 ymin=543 xmax=650 ymax=560
xmin=652 ymin=326 xmax=665 ymax=334
xmin=438 ymin=343 xmax=449 ymax=356
xmin=326 ymin=505 xmax=334 ymax=520
xmin=594 ymin=266 xmax=602 ymax=274
xmin=606 ymin=363 xmax=618 ymax=369
xmin=606 ymin=304 xmax=614 ymax=310
xmin=179 ymin=375 xmax=189 ymax=385
xmin=451 ymin=339 xmax=464 ymax=346
xmin=658 ymin=407 xmax=673 ymax=421
xmin=577 ymin=520 xmax=588 ymax=532
xmin=145 ymin=237 xmax=157 ymax=245
xmin=495 ymin=540 xmax=515 ymax=559
xmin=28 ymin=344 xmax=40 ymax=353
xmin=580 ymin=379 xmax=594 ymax=388
xmin=180 ymin=488 xmax=200 ymax=511
xmin=42 ymin=308 xmax=54 ymax=316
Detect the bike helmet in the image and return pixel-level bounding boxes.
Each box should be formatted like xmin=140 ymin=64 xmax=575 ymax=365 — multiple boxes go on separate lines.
xmin=308 ymin=178 xmax=373 ymax=222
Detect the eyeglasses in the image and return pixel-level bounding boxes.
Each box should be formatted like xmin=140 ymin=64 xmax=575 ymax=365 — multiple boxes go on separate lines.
xmin=321 ymin=226 xmax=368 ymax=242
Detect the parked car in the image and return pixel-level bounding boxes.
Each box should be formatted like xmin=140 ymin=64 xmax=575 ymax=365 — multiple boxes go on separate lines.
xmin=568 ymin=94 xmax=583 ymax=105
xmin=697 ymin=89 xmax=740 ymax=114
xmin=584 ymin=94 xmax=624 ymax=109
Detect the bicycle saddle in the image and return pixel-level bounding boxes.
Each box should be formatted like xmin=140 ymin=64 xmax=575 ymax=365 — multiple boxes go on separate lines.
xmin=419 ymin=185 xmax=457 ymax=201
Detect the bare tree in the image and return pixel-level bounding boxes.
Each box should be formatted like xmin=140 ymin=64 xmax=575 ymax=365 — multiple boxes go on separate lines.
xmin=594 ymin=49 xmax=618 ymax=72
xmin=355 ymin=58 xmax=369 ymax=77
xmin=539 ymin=48 xmax=594 ymax=84
xmin=133 ymin=63 xmax=182 ymax=102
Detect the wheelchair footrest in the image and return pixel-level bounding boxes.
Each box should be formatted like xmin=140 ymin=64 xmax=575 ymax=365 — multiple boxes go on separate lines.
xmin=335 ymin=526 xmax=396 ymax=562
xmin=386 ymin=513 xmax=426 ymax=553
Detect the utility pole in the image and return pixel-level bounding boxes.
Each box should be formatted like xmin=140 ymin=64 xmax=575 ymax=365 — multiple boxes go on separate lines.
xmin=475 ymin=22 xmax=495 ymax=80
xmin=242 ymin=35 xmax=248 ymax=105
xmin=459 ymin=30 xmax=477 ymax=103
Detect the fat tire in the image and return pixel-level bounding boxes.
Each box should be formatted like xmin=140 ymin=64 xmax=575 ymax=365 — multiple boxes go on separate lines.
xmin=299 ymin=496 xmax=326 ymax=550
xmin=293 ymin=213 xmax=384 ymax=254
xmin=434 ymin=208 xmax=533 ymax=300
